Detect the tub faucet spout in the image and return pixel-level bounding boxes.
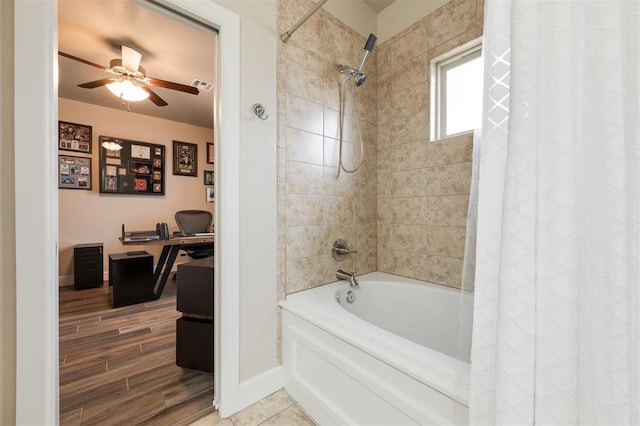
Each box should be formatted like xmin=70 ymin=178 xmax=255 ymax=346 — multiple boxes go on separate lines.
xmin=336 ymin=269 xmax=359 ymax=288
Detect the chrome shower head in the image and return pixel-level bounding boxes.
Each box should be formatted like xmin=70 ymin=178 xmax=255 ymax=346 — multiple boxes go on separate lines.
xmin=354 ymin=72 xmax=367 ymax=87
xmin=336 ymin=34 xmax=377 ymax=88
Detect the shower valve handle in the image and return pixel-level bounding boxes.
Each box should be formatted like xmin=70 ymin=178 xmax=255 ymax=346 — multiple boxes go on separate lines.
xmin=333 ymin=247 xmax=358 ymax=255
xmin=332 ymin=239 xmax=357 ymax=261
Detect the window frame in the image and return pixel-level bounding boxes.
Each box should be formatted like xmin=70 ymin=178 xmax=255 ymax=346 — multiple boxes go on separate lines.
xmin=430 ymin=38 xmax=483 ymax=141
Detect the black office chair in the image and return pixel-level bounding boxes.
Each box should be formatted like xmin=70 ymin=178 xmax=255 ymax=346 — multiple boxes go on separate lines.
xmin=175 ymin=210 xmax=214 ymax=259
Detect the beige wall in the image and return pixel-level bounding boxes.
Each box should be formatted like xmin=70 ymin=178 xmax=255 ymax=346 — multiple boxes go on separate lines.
xmin=58 ymin=98 xmax=214 ymax=282
xmin=215 ymin=0 xmax=280 ymax=383
xmin=377 ymin=0 xmax=483 ymax=289
xmin=277 ymin=0 xmax=378 ymax=298
xmin=0 ymin=0 xmax=16 ymax=422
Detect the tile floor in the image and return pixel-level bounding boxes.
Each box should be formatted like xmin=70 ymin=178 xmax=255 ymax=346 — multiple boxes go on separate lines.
xmin=188 ymin=389 xmax=316 ymax=426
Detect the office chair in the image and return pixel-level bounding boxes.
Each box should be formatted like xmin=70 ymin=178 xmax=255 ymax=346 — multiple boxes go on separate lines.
xmin=175 ymin=210 xmax=214 ymax=259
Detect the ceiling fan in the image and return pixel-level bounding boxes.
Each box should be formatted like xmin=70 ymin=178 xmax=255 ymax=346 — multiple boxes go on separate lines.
xmin=59 ymin=45 xmax=199 ymax=107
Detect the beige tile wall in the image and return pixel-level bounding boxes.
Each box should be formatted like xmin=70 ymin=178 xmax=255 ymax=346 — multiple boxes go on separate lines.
xmin=277 ymin=0 xmax=378 ymax=299
xmin=377 ymin=0 xmax=483 ymax=289
xmin=277 ymin=0 xmax=484 ymax=301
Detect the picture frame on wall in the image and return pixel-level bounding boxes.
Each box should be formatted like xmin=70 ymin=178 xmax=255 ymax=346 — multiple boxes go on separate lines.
xmin=59 ymin=155 xmax=92 ymax=190
xmin=206 ymin=186 xmax=215 ymax=203
xmin=98 ymin=135 xmax=165 ymax=196
xmin=204 ymin=170 xmax=214 ymax=186
xmin=173 ymin=140 xmax=198 ymax=177
xmin=59 ymin=121 xmax=92 ymax=153
xmin=206 ymin=142 xmax=214 ymax=164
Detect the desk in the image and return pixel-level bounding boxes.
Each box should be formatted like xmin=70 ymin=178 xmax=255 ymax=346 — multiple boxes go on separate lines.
xmin=119 ymin=235 xmax=214 ymax=299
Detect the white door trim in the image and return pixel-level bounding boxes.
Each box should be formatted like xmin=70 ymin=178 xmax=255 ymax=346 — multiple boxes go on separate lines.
xmin=14 ymin=1 xmax=59 ymax=423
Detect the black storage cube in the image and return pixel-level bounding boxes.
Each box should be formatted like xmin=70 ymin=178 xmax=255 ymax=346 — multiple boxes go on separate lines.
xmin=176 ymin=317 xmax=214 ymax=373
xmin=177 ymin=257 xmax=214 ymax=317
xmin=74 ymin=243 xmax=104 ymax=290
xmin=108 ymin=252 xmax=154 ymax=308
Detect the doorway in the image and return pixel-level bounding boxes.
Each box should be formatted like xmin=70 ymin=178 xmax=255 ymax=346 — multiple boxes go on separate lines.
xmin=13 ymin=0 xmax=241 ymax=423
xmin=57 ymin=0 xmax=216 ymax=422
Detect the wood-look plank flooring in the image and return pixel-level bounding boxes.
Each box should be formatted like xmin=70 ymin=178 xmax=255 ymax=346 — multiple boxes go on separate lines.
xmin=59 ymin=281 xmax=214 ymax=426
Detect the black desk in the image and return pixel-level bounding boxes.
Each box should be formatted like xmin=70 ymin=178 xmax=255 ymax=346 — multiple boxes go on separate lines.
xmin=119 ymin=234 xmax=214 ymax=299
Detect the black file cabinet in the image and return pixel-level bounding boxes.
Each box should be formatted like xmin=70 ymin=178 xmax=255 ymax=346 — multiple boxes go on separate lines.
xmin=74 ymin=243 xmax=104 ymax=290
xmin=108 ymin=252 xmax=154 ymax=308
xmin=176 ymin=256 xmax=214 ymax=373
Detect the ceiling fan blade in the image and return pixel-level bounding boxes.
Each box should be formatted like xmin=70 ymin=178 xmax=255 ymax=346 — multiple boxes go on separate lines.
xmin=78 ymin=78 xmax=117 ymax=89
xmin=141 ymin=86 xmax=168 ymax=107
xmin=121 ymin=45 xmax=142 ymax=72
xmin=147 ymin=77 xmax=199 ymax=95
xmin=59 ymin=51 xmax=109 ymax=71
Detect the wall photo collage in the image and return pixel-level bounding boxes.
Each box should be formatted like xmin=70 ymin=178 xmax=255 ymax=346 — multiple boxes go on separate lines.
xmin=99 ymin=136 xmax=165 ymax=195
xmin=57 ymin=120 xmax=213 ymax=197
xmin=58 ymin=121 xmax=93 ymax=190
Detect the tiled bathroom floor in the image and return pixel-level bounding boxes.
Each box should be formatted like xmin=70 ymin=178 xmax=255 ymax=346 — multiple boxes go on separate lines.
xmin=188 ymin=389 xmax=316 ymax=426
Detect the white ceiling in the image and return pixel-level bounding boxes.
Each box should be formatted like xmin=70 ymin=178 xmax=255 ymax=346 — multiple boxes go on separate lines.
xmin=361 ymin=0 xmax=397 ymax=13
xmin=58 ymin=0 xmax=216 ymax=129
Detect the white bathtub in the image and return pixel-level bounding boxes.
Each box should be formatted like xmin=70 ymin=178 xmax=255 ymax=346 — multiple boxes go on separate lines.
xmin=280 ymin=271 xmax=472 ymax=425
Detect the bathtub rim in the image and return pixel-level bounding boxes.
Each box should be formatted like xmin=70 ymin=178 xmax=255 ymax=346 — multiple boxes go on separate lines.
xmin=279 ymin=271 xmax=470 ymax=406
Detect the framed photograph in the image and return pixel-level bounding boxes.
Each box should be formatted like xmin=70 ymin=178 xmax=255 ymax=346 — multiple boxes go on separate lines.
xmin=98 ymin=135 xmax=165 ymax=195
xmin=59 ymin=121 xmax=92 ymax=153
xmin=204 ymin=170 xmax=214 ymax=186
xmin=173 ymin=140 xmax=198 ymax=176
xmin=206 ymin=186 xmax=215 ymax=203
xmin=59 ymin=155 xmax=92 ymax=190
xmin=206 ymin=142 xmax=214 ymax=164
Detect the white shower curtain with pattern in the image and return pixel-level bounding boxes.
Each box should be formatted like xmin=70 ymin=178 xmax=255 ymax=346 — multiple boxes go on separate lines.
xmin=470 ymin=0 xmax=639 ymax=424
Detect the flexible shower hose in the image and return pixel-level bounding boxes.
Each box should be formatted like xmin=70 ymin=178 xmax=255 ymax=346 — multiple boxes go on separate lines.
xmin=337 ymin=72 xmax=365 ymax=177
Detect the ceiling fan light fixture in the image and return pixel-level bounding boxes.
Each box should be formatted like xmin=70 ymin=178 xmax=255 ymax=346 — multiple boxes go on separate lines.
xmin=106 ymin=79 xmax=150 ymax=102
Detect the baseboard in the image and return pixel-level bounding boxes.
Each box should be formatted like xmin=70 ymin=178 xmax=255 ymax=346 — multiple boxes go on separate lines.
xmin=58 ymin=275 xmax=74 ymax=287
xmin=218 ymin=366 xmax=284 ymax=419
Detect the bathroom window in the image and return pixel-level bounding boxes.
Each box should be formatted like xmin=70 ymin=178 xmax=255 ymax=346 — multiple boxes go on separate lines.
xmin=430 ymin=39 xmax=483 ymax=141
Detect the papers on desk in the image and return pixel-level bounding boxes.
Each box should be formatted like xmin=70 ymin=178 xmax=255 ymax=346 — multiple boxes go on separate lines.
xmin=122 ymin=235 xmax=160 ymax=242
xmin=171 ymin=232 xmax=215 ymax=238
xmin=121 ymin=223 xmax=161 ymax=242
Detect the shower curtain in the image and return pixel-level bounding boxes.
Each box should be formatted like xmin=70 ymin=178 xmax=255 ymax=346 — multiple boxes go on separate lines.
xmin=470 ymin=0 xmax=639 ymax=424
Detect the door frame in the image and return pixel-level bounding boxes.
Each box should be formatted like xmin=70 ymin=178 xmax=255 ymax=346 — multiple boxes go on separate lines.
xmin=13 ymin=0 xmax=241 ymax=423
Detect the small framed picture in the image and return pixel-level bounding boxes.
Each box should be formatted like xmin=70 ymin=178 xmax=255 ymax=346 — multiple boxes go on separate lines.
xmin=206 ymin=186 xmax=215 ymax=203
xmin=206 ymin=142 xmax=214 ymax=164
xmin=59 ymin=121 xmax=92 ymax=153
xmin=59 ymin=155 xmax=92 ymax=190
xmin=204 ymin=170 xmax=214 ymax=186
xmin=173 ymin=140 xmax=198 ymax=176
